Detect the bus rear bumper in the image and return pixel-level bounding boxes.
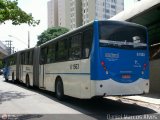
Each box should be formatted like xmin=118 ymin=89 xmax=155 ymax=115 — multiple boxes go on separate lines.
xmin=92 ymin=78 xmax=149 ymax=97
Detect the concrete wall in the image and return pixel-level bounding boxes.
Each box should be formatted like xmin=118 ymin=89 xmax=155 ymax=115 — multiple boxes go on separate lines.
xmin=150 ymin=59 xmax=160 ymax=93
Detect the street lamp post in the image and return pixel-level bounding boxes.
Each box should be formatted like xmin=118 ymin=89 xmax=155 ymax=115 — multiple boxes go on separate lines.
xmin=28 ymin=31 xmax=30 ymax=48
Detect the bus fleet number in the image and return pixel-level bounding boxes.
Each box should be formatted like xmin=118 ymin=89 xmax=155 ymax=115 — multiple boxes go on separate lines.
xmin=70 ymin=64 xmax=79 ymax=70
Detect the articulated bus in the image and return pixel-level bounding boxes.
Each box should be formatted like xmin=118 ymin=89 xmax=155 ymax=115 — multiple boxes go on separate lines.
xmin=3 ymin=48 xmax=34 ymax=86
xmin=18 ymin=48 xmax=34 ymax=87
xmin=3 ymin=20 xmax=149 ymax=100
xmin=3 ymin=53 xmax=17 ymax=82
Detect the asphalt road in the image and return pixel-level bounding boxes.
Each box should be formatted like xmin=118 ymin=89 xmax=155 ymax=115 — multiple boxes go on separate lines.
xmin=0 ymin=76 xmax=159 ymax=120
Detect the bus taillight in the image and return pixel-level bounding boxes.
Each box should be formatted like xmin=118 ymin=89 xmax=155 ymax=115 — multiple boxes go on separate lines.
xmin=142 ymin=64 xmax=147 ymax=75
xmin=101 ymin=61 xmax=108 ymax=74
xmin=143 ymin=64 xmax=147 ymax=70
xmin=101 ymin=61 xmax=105 ymax=66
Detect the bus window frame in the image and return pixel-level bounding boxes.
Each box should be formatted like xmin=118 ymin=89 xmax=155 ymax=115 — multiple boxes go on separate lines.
xmin=82 ymin=28 xmax=93 ymax=59
xmin=68 ymin=32 xmax=82 ymax=61
xmin=39 ymin=23 xmax=94 ymax=64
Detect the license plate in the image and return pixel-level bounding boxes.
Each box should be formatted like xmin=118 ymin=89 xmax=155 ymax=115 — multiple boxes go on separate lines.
xmin=122 ymin=74 xmax=131 ymax=79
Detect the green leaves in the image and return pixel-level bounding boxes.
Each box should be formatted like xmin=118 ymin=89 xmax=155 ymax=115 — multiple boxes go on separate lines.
xmin=37 ymin=27 xmax=69 ymax=46
xmin=0 ymin=0 xmax=40 ymax=26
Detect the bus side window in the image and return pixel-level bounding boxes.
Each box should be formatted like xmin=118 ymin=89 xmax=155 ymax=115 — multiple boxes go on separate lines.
xmin=25 ymin=52 xmax=30 ymax=65
xmin=21 ymin=53 xmax=25 ymax=65
xmin=56 ymin=39 xmax=68 ymax=61
xmin=47 ymin=43 xmax=56 ymax=63
xmin=69 ymin=34 xmax=82 ymax=60
xmin=82 ymin=29 xmax=93 ymax=58
xmin=40 ymin=47 xmax=47 ymax=64
xmin=29 ymin=50 xmax=33 ymax=65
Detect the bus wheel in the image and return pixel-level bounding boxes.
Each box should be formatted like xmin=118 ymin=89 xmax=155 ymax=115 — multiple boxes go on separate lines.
xmin=55 ymin=79 xmax=64 ymax=100
xmin=26 ymin=75 xmax=30 ymax=88
xmin=12 ymin=72 xmax=15 ymax=83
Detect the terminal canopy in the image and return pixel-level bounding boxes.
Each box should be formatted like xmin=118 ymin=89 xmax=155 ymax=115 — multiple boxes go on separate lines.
xmin=110 ymin=0 xmax=160 ymax=60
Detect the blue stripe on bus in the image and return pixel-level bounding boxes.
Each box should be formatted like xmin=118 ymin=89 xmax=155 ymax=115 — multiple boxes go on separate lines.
xmin=145 ymin=28 xmax=150 ymax=77
xmin=90 ymin=20 xmax=101 ymax=80
xmin=90 ymin=21 xmax=149 ymax=83
xmin=45 ymin=73 xmax=90 ymax=75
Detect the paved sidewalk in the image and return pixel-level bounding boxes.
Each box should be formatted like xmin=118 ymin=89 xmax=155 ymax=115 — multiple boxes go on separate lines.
xmin=106 ymin=93 xmax=160 ymax=106
xmin=122 ymin=94 xmax=160 ymax=105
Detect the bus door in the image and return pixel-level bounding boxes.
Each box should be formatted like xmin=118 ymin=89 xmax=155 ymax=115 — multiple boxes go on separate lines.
xmin=19 ymin=64 xmax=23 ymax=81
xmin=39 ymin=48 xmax=47 ymax=89
xmin=20 ymin=53 xmax=24 ymax=82
xmin=39 ymin=60 xmax=45 ymax=88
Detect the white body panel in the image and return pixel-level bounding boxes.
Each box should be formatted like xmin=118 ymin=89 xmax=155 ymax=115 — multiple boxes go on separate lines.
xmin=91 ymin=79 xmax=149 ymax=97
xmin=39 ymin=58 xmax=149 ymax=98
xmin=19 ymin=65 xmax=33 ymax=86
xmin=39 ymin=59 xmax=91 ymax=98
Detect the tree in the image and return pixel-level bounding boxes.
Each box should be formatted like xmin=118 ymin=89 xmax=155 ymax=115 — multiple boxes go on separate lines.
xmin=0 ymin=0 xmax=39 ymax=26
xmin=37 ymin=27 xmax=69 ymax=46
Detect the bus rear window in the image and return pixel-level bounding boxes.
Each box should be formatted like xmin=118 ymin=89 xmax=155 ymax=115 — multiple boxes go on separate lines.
xmin=99 ymin=21 xmax=147 ymax=50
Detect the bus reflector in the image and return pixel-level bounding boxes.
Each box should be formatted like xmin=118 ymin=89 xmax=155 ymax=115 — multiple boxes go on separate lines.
xmin=101 ymin=61 xmax=108 ymax=73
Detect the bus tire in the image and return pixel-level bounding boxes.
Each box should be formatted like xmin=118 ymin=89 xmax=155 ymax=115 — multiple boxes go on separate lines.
xmin=55 ymin=79 xmax=64 ymax=100
xmin=26 ymin=75 xmax=30 ymax=88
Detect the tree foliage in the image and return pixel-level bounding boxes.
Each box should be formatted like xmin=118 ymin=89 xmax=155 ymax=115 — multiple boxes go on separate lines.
xmin=0 ymin=0 xmax=39 ymax=26
xmin=37 ymin=27 xmax=69 ymax=46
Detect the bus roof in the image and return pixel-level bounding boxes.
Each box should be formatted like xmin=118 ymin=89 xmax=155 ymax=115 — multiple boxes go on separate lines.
xmin=16 ymin=47 xmax=34 ymax=53
xmin=40 ymin=21 xmax=94 ymax=47
xmin=39 ymin=20 xmax=146 ymax=48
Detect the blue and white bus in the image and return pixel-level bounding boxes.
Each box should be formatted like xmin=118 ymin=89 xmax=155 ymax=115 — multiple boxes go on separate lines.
xmin=3 ymin=20 xmax=149 ymax=100
xmin=2 ymin=53 xmax=17 ymax=82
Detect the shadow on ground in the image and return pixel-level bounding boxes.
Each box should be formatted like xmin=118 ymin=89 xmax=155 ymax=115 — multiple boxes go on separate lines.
xmin=0 ymin=90 xmax=30 ymax=103
xmin=0 ymin=81 xmax=32 ymax=103
xmin=3 ymin=80 xmax=158 ymax=120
